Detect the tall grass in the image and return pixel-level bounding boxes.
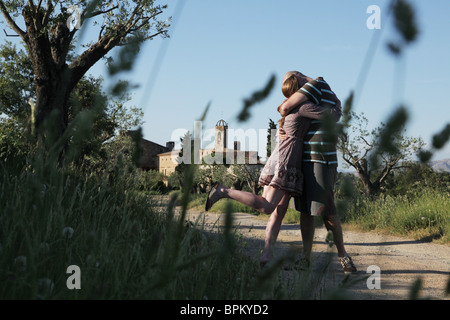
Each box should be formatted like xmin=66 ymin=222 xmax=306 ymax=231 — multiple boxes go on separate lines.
xmin=0 ymin=151 xmax=357 ymax=299
xmin=340 ymin=187 xmax=450 ymax=243
xmin=0 ymin=155 xmax=259 ymax=299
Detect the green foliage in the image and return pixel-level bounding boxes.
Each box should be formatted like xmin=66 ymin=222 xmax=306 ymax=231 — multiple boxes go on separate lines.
xmin=391 ymin=1 xmax=419 ymax=43
xmin=108 ymin=33 xmax=146 ymax=76
xmin=369 ymin=106 xmax=409 ymax=166
xmin=387 ymin=0 xmax=419 ymax=56
xmin=0 ymin=42 xmax=144 ymax=169
xmin=1 ymin=0 xmax=170 ymax=42
xmin=432 ymin=124 xmax=450 ymax=150
xmin=283 ymin=208 xmax=301 ymax=224
xmin=340 ymin=91 xmax=354 ymax=129
xmin=0 ymin=153 xmax=259 ymax=299
xmin=338 ymin=111 xmax=424 ymax=195
xmin=0 ymin=0 xmax=170 ymax=154
xmin=266 ymin=118 xmax=277 ymax=158
xmin=237 ymin=74 xmax=276 ymax=122
xmin=382 ymin=162 xmax=450 ymax=196
xmin=0 ymin=116 xmax=29 ymax=171
xmin=0 ymin=41 xmax=34 ymax=120
xmin=231 ymin=164 xmax=263 ymax=194
xmin=419 ymin=123 xmax=450 ymax=163
xmin=338 ymin=183 xmax=449 ymax=243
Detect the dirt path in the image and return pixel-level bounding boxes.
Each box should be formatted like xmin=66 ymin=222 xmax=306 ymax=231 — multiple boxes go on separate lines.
xmin=185 ymin=210 xmax=450 ymax=300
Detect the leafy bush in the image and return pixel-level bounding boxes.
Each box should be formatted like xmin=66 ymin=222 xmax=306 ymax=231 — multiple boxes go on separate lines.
xmin=339 ymin=186 xmax=449 ymax=243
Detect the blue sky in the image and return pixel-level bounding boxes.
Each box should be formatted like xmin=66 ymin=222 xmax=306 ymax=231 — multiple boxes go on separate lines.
xmin=2 ymin=0 xmax=450 ymax=164
xmin=94 ymin=0 xmax=450 ymax=164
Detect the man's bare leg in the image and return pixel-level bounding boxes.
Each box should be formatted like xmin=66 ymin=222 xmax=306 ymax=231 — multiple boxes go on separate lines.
xmin=300 ymin=211 xmax=315 ymax=263
xmin=323 ymin=215 xmax=347 ymax=257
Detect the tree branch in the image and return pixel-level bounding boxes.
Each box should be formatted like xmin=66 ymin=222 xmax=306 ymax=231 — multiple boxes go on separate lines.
xmin=355 ymin=145 xmax=371 ymax=164
xmin=126 ymin=4 xmax=143 ymax=27
xmin=36 ymin=0 xmax=43 ymax=12
xmin=116 ymin=29 xmax=165 ymax=46
xmin=41 ymin=0 xmax=53 ymax=27
xmin=142 ymin=29 xmax=166 ymax=40
xmin=374 ymin=161 xmax=394 ymax=189
xmin=27 ymin=0 xmax=35 ymax=10
xmin=340 ymin=142 xmax=358 ymax=170
xmin=342 ymin=155 xmax=355 ymax=169
xmin=68 ymin=25 xmax=124 ymax=89
xmin=84 ymin=5 xmax=119 ymax=20
xmin=98 ymin=24 xmax=106 ymax=40
xmin=360 ymin=135 xmax=373 ymax=148
xmin=126 ymin=10 xmax=164 ymax=33
xmin=0 ymin=0 xmax=27 ymax=40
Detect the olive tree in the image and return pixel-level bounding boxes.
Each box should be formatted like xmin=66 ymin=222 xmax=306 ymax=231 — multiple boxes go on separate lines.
xmin=0 ymin=0 xmax=170 ymax=142
xmin=338 ymin=111 xmax=424 ymax=196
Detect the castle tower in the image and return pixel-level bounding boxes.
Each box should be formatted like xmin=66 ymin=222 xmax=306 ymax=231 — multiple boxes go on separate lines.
xmin=215 ymin=119 xmax=228 ymax=152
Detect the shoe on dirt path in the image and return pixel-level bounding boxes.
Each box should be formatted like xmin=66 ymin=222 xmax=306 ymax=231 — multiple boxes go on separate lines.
xmin=339 ymin=255 xmax=357 ymax=274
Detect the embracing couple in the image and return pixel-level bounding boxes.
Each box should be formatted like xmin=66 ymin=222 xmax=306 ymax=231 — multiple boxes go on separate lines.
xmin=205 ymin=71 xmax=357 ymax=274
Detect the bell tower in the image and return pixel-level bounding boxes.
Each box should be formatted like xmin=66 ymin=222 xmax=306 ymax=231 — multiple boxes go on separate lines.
xmin=215 ymin=119 xmax=228 ymax=152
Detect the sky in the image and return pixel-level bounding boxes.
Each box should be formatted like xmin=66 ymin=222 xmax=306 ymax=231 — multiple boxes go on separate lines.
xmin=2 ymin=0 xmax=450 ymax=165
xmin=97 ymin=0 xmax=450 ymax=164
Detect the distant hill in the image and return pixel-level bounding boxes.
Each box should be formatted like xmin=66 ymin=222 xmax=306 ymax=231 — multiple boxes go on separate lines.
xmin=430 ymin=159 xmax=450 ymax=173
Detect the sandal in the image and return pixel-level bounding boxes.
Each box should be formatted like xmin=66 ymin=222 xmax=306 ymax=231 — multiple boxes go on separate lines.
xmin=205 ymin=182 xmax=221 ymax=211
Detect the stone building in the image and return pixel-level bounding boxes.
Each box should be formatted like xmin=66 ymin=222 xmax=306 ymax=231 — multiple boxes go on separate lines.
xmin=123 ymin=130 xmax=175 ymax=171
xmin=139 ymin=139 xmax=174 ymax=171
xmin=157 ymin=119 xmax=261 ymax=176
xmin=215 ymin=119 xmax=228 ymax=152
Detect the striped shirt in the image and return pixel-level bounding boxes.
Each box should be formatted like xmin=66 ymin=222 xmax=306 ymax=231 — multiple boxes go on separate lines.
xmin=300 ymin=77 xmax=339 ymax=166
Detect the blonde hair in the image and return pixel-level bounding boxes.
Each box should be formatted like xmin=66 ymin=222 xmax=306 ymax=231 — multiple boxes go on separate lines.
xmin=282 ymin=74 xmax=300 ymax=98
xmin=278 ymin=75 xmax=301 ymax=128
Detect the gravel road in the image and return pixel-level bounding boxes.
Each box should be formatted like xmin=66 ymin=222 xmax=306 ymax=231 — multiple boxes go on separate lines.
xmin=185 ymin=210 xmax=450 ymax=300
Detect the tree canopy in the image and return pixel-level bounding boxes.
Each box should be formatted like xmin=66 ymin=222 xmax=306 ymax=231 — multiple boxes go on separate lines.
xmin=0 ymin=0 xmax=170 ymax=144
xmin=338 ymin=111 xmax=424 ymax=195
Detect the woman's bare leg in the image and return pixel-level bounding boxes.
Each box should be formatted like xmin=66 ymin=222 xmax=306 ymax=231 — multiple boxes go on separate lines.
xmin=260 ymin=194 xmax=290 ymax=264
xmin=209 ymin=184 xmax=286 ymax=215
xmin=262 ymin=186 xmax=270 ymax=198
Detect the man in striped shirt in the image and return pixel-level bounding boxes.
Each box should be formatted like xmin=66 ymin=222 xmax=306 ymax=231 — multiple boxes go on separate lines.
xmin=299 ymin=77 xmax=339 ymax=165
xmin=279 ymin=73 xmax=357 ymax=273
